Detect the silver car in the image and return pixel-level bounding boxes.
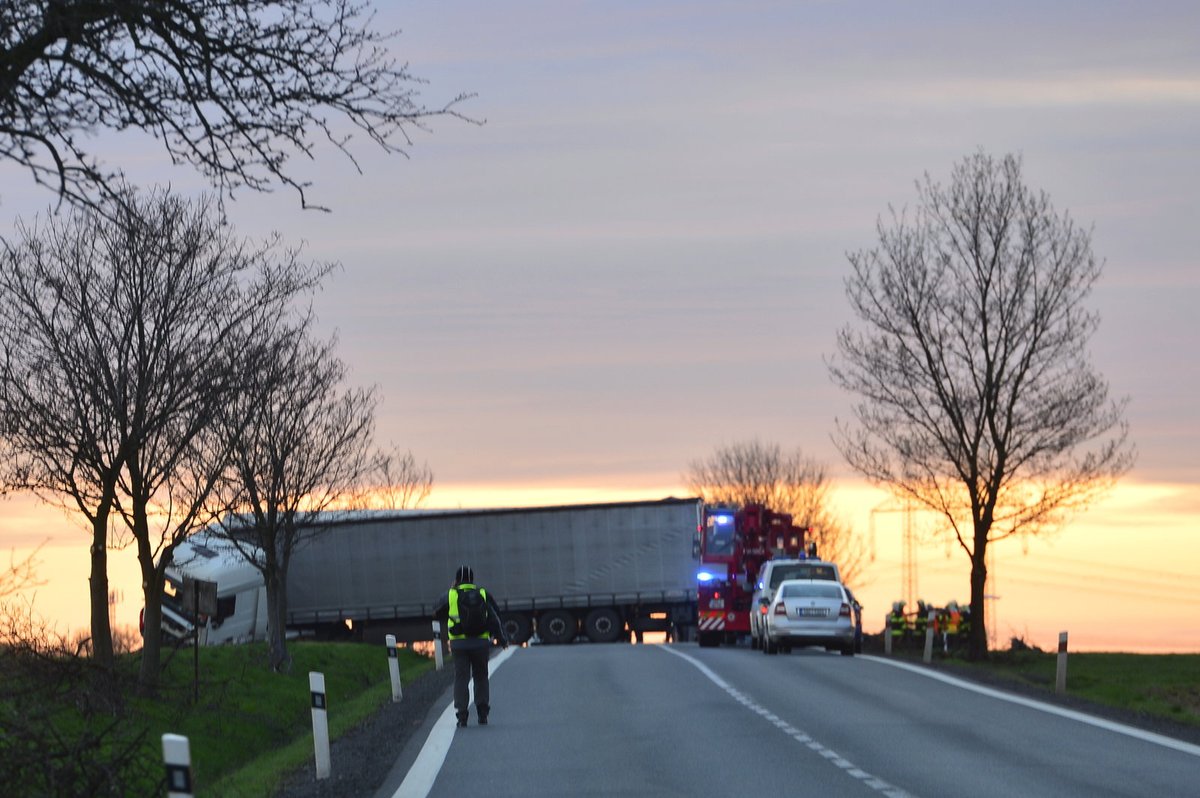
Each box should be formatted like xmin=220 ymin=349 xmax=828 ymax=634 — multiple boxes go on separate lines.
xmin=762 ymin=579 xmax=856 ymax=656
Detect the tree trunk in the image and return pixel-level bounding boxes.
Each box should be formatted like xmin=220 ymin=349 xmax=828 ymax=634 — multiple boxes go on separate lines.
xmin=88 ymin=515 xmax=114 ymax=669
xmin=137 ymin=581 xmax=163 ymax=696
xmin=266 ymin=573 xmax=292 ymax=673
xmin=136 ymin=540 xmax=164 ymax=695
xmin=968 ymin=533 xmax=989 ymax=661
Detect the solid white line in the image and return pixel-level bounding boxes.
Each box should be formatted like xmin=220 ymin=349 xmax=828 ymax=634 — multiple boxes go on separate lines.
xmin=659 ymin=646 xmax=915 ymax=797
xmin=862 ymin=655 xmax=1200 ymax=758
xmin=390 ymin=646 xmax=517 ymax=798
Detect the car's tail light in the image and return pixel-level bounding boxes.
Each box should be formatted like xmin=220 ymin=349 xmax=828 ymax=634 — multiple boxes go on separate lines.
xmin=774 ymin=603 xmax=787 ymax=616
xmin=839 ymin=603 xmax=851 ymax=617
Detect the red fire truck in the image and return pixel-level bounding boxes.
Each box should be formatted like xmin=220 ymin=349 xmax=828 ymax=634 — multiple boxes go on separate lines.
xmin=695 ymin=503 xmax=813 ymax=647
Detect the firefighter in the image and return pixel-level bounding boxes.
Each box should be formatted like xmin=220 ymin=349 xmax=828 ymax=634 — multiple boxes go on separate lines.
xmin=946 ymin=601 xmax=962 ymax=638
xmin=888 ymin=602 xmax=908 ymax=643
xmin=434 ymin=565 xmax=508 ymax=727
xmin=914 ymin=600 xmax=929 ymax=640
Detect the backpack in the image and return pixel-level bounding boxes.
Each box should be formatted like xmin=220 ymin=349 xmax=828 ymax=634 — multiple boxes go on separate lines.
xmin=455 ymin=586 xmax=489 ymax=637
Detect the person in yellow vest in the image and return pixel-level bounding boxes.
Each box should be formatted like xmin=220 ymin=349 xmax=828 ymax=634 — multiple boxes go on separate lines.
xmin=914 ymin=600 xmax=929 ymax=640
xmin=434 ymin=565 xmax=508 ymax=727
xmin=888 ymin=602 xmax=908 ymax=643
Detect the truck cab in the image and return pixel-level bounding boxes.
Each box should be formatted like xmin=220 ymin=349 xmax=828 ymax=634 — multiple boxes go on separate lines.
xmin=157 ymin=531 xmax=269 ymax=645
xmin=696 ymin=503 xmax=812 ymax=647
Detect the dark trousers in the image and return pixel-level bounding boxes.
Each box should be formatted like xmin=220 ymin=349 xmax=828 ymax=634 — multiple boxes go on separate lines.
xmin=452 ymin=643 xmax=490 ymax=718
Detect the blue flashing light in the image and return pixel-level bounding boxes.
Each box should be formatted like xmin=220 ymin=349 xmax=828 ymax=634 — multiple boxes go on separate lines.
xmin=697 ymin=570 xmax=716 ymax=583
xmin=715 ymin=514 xmax=732 ymax=524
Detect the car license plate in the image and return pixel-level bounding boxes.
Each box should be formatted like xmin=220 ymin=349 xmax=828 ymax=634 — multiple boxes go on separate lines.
xmin=797 ymin=607 xmax=828 ymax=617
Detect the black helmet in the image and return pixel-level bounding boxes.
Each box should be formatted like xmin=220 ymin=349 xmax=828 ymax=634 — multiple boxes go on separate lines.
xmin=454 ymin=565 xmax=474 ymax=584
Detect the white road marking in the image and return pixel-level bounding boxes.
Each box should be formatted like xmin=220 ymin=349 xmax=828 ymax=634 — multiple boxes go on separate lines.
xmin=660 ymin=646 xmax=916 ymax=797
xmin=390 ymin=646 xmax=517 ymax=798
xmin=863 ymin=655 xmax=1200 ymax=758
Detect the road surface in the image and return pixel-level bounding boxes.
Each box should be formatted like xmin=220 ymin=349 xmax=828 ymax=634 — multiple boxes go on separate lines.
xmin=377 ymin=643 xmax=1200 ymax=797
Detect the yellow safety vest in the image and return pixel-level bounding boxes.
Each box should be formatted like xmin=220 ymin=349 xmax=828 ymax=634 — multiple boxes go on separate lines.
xmin=447 ymin=584 xmax=491 ymax=641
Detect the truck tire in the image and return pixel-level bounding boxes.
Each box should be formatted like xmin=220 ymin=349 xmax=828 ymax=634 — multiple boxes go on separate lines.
xmin=698 ymin=631 xmax=720 ymax=648
xmin=538 ymin=609 xmax=577 ymax=644
xmin=584 ymin=608 xmax=623 ymax=643
xmin=500 ymin=612 xmax=533 ymax=645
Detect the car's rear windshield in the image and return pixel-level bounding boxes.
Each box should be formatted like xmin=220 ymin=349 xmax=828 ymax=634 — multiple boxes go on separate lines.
xmin=780 ymin=583 xmax=844 ymax=600
xmin=770 ymin=563 xmax=839 ymax=587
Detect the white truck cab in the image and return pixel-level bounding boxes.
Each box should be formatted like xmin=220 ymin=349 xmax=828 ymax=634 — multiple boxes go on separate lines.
xmin=162 ymin=531 xmax=268 ymax=645
xmin=749 ymin=558 xmax=842 ymax=649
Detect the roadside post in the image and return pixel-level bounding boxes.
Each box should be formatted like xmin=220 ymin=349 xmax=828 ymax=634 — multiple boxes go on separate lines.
xmin=177 ymin=577 xmax=217 ymax=703
xmin=162 ymin=733 xmax=193 ymax=798
xmin=1056 ymin=631 xmax=1069 ymax=694
xmin=432 ymin=621 xmax=444 ymax=670
xmin=309 ymin=672 xmax=331 ymax=780
xmin=922 ymin=609 xmax=936 ymax=664
xmin=386 ymin=634 xmax=403 ymax=702
xmin=883 ymin=615 xmax=893 ymax=655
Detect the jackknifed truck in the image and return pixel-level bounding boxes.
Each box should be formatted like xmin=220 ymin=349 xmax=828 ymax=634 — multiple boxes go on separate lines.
xmin=159 ymin=497 xmax=705 ymax=646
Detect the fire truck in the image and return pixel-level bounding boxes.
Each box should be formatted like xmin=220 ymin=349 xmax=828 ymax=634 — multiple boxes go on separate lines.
xmin=695 ymin=503 xmax=814 ymax=647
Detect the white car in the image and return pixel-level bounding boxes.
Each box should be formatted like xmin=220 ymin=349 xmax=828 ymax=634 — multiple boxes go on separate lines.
xmin=749 ymin=559 xmax=842 ymax=649
xmin=762 ymin=578 xmax=856 ymax=656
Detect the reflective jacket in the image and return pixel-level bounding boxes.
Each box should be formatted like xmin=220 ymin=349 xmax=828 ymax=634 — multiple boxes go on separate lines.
xmin=447 ymin=583 xmax=492 ymax=642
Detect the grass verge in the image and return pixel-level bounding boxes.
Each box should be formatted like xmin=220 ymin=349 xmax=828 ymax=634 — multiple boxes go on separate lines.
xmin=129 ymin=641 xmax=433 ymax=796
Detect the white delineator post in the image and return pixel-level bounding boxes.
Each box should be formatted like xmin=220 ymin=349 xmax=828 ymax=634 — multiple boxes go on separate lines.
xmin=309 ymin=671 xmax=331 ymax=780
xmin=162 ymin=733 xmax=194 ymax=798
xmin=923 ymin=610 xmax=936 ymax=664
xmin=1056 ymin=631 xmax=1069 ymax=694
xmin=386 ymin=634 xmax=403 ymax=702
xmin=432 ymin=621 xmax=444 ymax=670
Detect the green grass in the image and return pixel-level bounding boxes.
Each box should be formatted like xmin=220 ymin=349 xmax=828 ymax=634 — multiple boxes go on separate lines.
xmin=125 ymin=641 xmax=433 ymax=796
xmin=954 ymin=650 xmax=1200 ymax=728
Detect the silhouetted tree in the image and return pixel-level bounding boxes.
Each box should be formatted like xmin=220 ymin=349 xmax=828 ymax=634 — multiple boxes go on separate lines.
xmin=829 ymin=151 xmax=1134 ymax=659
xmin=0 ymin=0 xmax=473 ymax=209
xmin=683 ymin=440 xmax=866 ymax=586
xmin=0 ymin=188 xmax=330 ymax=686
xmin=207 ymin=322 xmax=396 ymax=672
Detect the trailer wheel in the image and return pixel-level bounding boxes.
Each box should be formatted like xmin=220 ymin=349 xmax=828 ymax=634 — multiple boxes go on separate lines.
xmin=500 ymin=612 xmax=533 ymax=645
xmin=583 ymin=608 xmax=623 ymax=643
xmin=538 ymin=609 xmax=577 ymax=644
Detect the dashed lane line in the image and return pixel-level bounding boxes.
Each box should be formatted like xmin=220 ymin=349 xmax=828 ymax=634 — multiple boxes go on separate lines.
xmin=659 ymin=646 xmax=915 ymax=798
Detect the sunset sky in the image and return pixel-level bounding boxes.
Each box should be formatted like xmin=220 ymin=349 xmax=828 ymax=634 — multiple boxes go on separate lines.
xmin=2 ymin=1 xmax=1197 ymax=652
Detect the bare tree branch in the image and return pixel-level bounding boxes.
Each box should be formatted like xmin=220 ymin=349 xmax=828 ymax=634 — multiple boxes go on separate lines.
xmin=0 ymin=1 xmax=478 ymax=211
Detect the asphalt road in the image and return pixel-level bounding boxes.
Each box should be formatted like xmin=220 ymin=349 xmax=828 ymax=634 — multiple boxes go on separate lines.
xmin=376 ymin=643 xmax=1200 ymax=797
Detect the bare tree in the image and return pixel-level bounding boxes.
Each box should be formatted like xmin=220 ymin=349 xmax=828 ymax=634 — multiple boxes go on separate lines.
xmin=0 ymin=188 xmax=330 ymax=686
xmin=683 ymin=440 xmax=866 ymax=586
xmin=207 ymin=322 xmax=387 ymax=673
xmin=359 ymin=444 xmax=433 ymax=511
xmin=0 ymin=0 xmax=474 ymax=210
xmin=829 ymin=152 xmax=1134 ymax=659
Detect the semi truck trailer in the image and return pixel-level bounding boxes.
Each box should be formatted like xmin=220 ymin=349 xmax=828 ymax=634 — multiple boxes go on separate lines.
xmin=160 ymin=497 xmax=704 ymax=646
